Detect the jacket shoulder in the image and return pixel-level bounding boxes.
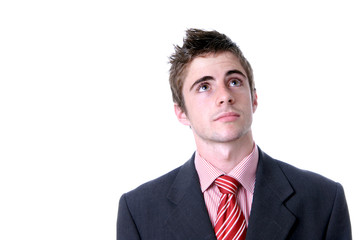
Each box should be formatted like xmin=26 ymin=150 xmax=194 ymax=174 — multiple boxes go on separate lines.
xmin=260 ymin=150 xmax=337 ymax=189
xmin=124 ymin=164 xmax=182 ymax=201
xmin=259 ymin=151 xmax=351 ymax=238
xmin=260 ymin=151 xmax=343 ymax=215
xmin=118 ymin=157 xmax=200 ymax=239
xmin=275 ymin=157 xmax=339 ymax=192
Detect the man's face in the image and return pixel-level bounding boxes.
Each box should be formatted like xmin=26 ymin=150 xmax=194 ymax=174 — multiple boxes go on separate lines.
xmin=175 ymin=52 xmax=257 ymax=145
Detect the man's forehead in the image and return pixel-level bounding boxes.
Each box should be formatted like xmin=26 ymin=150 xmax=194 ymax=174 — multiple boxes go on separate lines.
xmin=186 ymin=52 xmax=246 ymax=77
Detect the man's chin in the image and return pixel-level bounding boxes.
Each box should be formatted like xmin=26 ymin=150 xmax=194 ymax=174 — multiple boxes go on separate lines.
xmin=210 ymin=133 xmax=244 ymax=144
xmin=214 ymin=128 xmax=252 ymax=143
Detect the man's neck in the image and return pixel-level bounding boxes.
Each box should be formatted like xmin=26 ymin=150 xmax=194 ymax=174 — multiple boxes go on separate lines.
xmin=195 ymin=134 xmax=255 ymax=173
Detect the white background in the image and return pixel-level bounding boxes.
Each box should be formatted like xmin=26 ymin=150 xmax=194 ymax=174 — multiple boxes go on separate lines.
xmin=1 ymin=0 xmax=358 ymax=239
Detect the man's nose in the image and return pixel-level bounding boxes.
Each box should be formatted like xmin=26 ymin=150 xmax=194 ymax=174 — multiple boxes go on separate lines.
xmin=216 ymin=87 xmax=235 ymax=106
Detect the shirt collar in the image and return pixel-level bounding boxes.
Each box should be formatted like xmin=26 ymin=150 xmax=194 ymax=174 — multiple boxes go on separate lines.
xmin=194 ymin=144 xmax=258 ymax=194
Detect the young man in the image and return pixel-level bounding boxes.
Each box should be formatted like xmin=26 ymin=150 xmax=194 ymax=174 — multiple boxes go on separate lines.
xmin=117 ymin=29 xmax=351 ymax=239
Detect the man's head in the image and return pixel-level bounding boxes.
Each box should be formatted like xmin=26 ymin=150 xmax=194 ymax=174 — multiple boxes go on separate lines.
xmin=169 ymin=28 xmax=255 ymax=113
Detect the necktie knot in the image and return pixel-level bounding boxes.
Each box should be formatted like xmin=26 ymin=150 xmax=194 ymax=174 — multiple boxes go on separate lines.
xmin=215 ymin=175 xmax=240 ymax=195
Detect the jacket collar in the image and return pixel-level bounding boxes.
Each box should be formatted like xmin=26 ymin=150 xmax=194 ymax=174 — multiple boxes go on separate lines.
xmin=246 ymin=148 xmax=296 ymax=240
xmin=165 ymin=154 xmax=217 ymax=240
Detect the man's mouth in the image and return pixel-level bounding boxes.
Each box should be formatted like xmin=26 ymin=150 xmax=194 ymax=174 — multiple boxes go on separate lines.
xmin=214 ymin=112 xmax=240 ymax=122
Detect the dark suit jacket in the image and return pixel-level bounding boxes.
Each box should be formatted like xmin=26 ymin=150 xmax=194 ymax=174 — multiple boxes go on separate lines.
xmin=117 ymin=148 xmax=351 ymax=239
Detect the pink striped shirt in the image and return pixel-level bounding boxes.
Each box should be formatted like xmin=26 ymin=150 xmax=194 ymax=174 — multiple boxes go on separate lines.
xmin=194 ymin=145 xmax=258 ymax=227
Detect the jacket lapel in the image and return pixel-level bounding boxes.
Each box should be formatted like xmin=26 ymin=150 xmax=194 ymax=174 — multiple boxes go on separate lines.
xmin=246 ymin=149 xmax=296 ymax=240
xmin=165 ymin=156 xmax=217 ymax=240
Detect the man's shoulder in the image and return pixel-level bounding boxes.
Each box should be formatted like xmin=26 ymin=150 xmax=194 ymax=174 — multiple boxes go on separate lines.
xmin=278 ymin=157 xmax=337 ymax=188
xmin=123 ymin=156 xmax=195 ymax=200
xmin=126 ymin=166 xmax=181 ymax=197
xmin=260 ymin=149 xmax=339 ymax=194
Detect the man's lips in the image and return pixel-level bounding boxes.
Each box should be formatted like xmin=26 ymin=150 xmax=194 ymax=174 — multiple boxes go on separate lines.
xmin=214 ymin=112 xmax=240 ymax=122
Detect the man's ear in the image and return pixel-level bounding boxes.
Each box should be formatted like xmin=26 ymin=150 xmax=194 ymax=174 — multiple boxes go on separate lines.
xmin=252 ymin=90 xmax=258 ymax=113
xmin=174 ymin=104 xmax=191 ymax=126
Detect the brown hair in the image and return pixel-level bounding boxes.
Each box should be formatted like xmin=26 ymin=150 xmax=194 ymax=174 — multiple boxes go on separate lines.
xmin=169 ymin=28 xmax=255 ymax=112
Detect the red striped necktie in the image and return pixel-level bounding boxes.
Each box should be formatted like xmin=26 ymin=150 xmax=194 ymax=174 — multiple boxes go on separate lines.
xmin=214 ymin=175 xmax=247 ymax=240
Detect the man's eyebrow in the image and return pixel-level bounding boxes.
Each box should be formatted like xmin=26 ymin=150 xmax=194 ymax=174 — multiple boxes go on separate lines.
xmin=189 ymin=76 xmax=214 ymax=91
xmin=226 ymin=69 xmax=247 ymax=78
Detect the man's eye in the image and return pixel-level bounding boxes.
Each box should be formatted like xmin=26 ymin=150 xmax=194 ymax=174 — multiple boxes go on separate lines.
xmin=229 ymin=79 xmax=242 ymax=87
xmin=198 ymin=83 xmax=210 ymax=92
